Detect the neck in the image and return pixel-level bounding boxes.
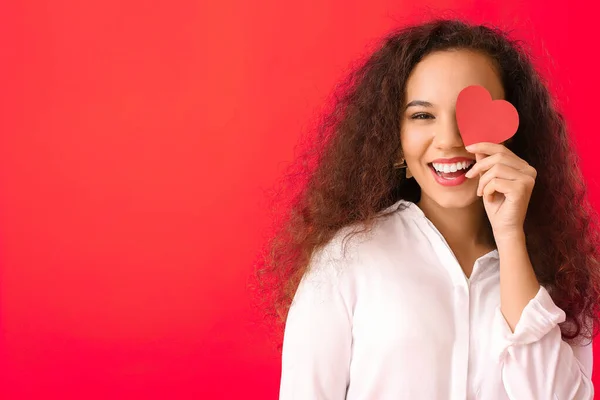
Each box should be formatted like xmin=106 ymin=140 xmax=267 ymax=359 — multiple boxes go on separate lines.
xmin=416 ymin=196 xmax=495 ymax=252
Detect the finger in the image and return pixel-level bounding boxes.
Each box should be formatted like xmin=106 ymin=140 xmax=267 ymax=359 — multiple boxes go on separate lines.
xmin=472 ymin=153 xmax=487 ymax=174
xmin=473 ymin=153 xmax=488 ymax=179
xmin=482 ymin=178 xmax=506 ymax=202
xmin=465 ymin=142 xmax=515 ymax=157
xmin=477 ymin=164 xmax=523 ymax=196
xmin=466 ymin=152 xmax=534 ymax=179
xmin=482 ymin=177 xmax=528 ymax=202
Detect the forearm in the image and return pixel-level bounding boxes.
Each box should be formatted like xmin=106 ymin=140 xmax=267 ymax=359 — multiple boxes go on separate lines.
xmin=495 ymin=230 xmax=540 ymax=333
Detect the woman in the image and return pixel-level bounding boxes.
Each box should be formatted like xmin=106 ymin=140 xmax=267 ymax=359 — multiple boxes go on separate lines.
xmin=252 ymin=18 xmax=600 ymax=399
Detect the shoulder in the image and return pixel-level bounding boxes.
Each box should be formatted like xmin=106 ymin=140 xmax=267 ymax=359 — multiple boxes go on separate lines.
xmin=294 ymin=199 xmax=421 ymax=314
xmin=305 ymin=199 xmax=416 ymax=281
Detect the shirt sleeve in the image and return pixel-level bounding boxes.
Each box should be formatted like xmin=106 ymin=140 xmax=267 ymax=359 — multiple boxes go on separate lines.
xmin=490 ymin=285 xmax=594 ymax=399
xmin=279 ymin=247 xmax=353 ymax=400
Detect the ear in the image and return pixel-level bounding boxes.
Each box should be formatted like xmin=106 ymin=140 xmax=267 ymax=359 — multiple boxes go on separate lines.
xmin=406 ymin=166 xmax=413 ymax=179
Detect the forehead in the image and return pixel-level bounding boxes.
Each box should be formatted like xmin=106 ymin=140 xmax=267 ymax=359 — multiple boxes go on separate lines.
xmin=405 ymin=49 xmax=505 ymax=103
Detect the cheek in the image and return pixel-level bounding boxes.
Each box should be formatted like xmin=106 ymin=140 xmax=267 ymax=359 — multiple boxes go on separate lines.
xmin=400 ymin=126 xmax=430 ymax=161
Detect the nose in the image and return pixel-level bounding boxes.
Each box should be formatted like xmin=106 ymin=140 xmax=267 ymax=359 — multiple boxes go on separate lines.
xmin=433 ymin=113 xmax=465 ymax=150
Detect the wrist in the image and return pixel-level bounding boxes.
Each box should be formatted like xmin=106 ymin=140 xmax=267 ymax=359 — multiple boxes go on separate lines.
xmin=493 ymin=229 xmax=526 ymax=249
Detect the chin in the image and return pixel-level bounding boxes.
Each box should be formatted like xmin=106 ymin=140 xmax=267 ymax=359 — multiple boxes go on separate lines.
xmin=415 ymin=170 xmax=481 ymax=210
xmin=433 ymin=196 xmax=480 ymax=209
xmin=422 ymin=188 xmax=480 ymax=210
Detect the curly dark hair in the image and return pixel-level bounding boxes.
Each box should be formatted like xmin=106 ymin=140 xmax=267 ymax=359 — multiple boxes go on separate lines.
xmin=248 ymin=18 xmax=600 ymax=351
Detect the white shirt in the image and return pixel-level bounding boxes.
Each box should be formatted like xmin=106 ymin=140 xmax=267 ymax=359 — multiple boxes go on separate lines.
xmin=279 ymin=199 xmax=594 ymax=400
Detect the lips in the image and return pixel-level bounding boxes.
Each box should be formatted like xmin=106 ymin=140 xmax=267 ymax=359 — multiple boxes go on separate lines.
xmin=430 ymin=157 xmax=475 ymax=164
xmin=428 ymin=163 xmax=471 ymax=187
xmin=427 ymin=162 xmax=475 ymax=178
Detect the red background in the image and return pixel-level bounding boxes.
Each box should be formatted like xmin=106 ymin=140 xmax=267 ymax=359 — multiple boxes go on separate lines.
xmin=1 ymin=0 xmax=598 ymax=398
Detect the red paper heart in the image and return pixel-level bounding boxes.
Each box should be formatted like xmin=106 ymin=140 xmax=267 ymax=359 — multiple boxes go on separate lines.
xmin=455 ymin=85 xmax=519 ymax=147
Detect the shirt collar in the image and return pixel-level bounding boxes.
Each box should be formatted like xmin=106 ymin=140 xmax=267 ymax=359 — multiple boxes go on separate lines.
xmin=394 ymin=199 xmax=500 ymax=263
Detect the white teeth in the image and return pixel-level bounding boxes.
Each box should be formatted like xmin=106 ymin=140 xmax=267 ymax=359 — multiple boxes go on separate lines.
xmin=432 ymin=161 xmax=474 ymax=173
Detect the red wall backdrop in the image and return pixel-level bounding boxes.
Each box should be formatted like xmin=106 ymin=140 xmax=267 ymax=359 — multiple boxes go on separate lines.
xmin=1 ymin=0 xmax=598 ymax=399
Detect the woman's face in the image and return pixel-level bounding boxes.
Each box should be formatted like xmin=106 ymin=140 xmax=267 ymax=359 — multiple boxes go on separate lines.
xmin=400 ymin=49 xmax=505 ymax=210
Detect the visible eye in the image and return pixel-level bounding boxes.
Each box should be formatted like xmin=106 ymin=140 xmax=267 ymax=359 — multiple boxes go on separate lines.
xmin=411 ymin=113 xmax=434 ymax=120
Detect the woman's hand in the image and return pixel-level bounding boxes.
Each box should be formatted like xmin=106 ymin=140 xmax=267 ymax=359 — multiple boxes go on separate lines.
xmin=464 ymin=142 xmax=536 ymax=240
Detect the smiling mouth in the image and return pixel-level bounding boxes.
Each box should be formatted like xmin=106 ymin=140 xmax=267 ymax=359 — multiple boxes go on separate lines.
xmin=427 ymin=162 xmax=474 ymax=179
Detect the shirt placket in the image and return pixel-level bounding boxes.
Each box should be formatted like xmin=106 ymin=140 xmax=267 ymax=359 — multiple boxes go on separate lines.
xmin=423 ymin=219 xmax=472 ymax=400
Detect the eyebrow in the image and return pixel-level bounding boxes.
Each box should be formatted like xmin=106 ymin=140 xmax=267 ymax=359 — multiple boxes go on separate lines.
xmin=404 ymin=100 xmax=433 ymax=110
